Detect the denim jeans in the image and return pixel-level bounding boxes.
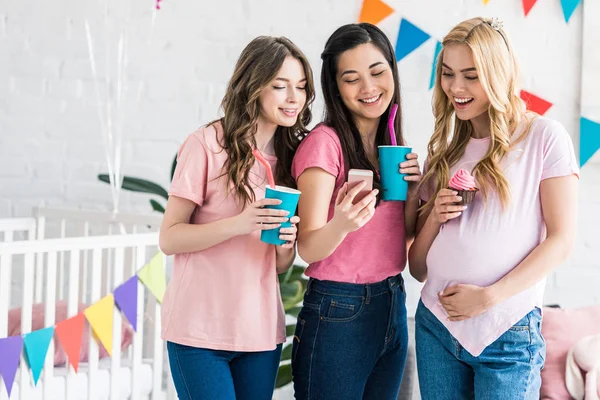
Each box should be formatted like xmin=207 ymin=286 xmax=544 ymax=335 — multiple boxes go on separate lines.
xmin=167 ymin=341 xmax=282 ymax=400
xmin=415 ymin=300 xmax=545 ymax=400
xmin=291 ymin=274 xmax=408 ymax=400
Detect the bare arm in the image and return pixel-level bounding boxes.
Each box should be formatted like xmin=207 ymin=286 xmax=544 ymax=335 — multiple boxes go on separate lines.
xmin=401 ymin=153 xmax=422 ymax=240
xmin=159 ymin=195 xmax=290 ymax=256
xmin=408 ymin=189 xmax=465 ymax=282
xmin=275 ymin=216 xmax=300 ymax=274
xmin=296 ymin=168 xmax=378 ymax=264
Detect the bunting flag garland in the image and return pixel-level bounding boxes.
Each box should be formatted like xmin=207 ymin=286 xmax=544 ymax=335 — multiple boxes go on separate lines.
xmin=560 ymin=0 xmax=581 ymax=23
xmin=580 ymin=117 xmax=600 ymax=167
xmin=483 ymin=0 xmax=490 ymax=4
xmin=113 ymin=276 xmax=140 ymax=332
xmin=396 ymin=18 xmax=431 ymax=62
xmin=0 ymin=336 xmax=23 ymax=397
xmin=23 ymin=327 xmax=55 ymax=385
xmin=358 ymin=0 xmax=394 ymax=25
xmin=523 ymin=0 xmax=538 ymax=16
xmin=137 ymin=252 xmax=166 ymax=304
xmin=429 ymin=41 xmax=443 ymax=90
xmin=84 ymin=294 xmax=115 ymax=357
xmin=520 ymin=90 xmax=553 ymax=115
xmin=55 ymin=313 xmax=86 ymax=372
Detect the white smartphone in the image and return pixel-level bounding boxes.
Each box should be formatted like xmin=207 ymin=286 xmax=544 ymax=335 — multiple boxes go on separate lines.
xmin=347 ymin=169 xmax=374 ymax=204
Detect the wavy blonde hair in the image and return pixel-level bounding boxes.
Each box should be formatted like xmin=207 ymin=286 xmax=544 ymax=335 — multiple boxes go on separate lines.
xmin=420 ymin=17 xmax=531 ymax=212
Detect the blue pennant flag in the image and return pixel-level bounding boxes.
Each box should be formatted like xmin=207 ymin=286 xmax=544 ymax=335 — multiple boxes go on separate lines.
xmin=23 ymin=327 xmax=55 ymax=385
xmin=580 ymin=117 xmax=600 ymax=167
xmin=561 ymin=0 xmax=581 ymax=22
xmin=395 ymin=18 xmax=431 ymax=62
xmin=429 ymin=41 xmax=443 ymax=90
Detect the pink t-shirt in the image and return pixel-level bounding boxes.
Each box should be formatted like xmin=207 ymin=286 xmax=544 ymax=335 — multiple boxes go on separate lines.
xmin=161 ymin=122 xmax=286 ymax=352
xmin=420 ymin=116 xmax=579 ymax=356
xmin=291 ymin=123 xmax=407 ymax=284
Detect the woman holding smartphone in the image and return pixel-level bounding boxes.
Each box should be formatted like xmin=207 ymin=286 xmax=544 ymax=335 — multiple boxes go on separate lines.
xmin=290 ymin=23 xmax=422 ymax=399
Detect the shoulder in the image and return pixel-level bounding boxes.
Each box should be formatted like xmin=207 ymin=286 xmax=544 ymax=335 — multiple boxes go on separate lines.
xmin=298 ymin=123 xmax=341 ymax=150
xmin=524 ymin=116 xmax=571 ymax=144
xmin=182 ymin=121 xmax=224 ymax=156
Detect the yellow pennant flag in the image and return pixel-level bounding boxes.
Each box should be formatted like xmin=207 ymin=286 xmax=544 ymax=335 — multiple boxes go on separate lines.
xmin=137 ymin=252 xmax=166 ymax=303
xmin=483 ymin=0 xmax=490 ymax=4
xmin=84 ymin=294 xmax=114 ymax=357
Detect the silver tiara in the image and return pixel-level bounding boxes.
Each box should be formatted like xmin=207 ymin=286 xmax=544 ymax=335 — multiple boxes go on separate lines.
xmin=489 ymin=17 xmax=503 ymax=31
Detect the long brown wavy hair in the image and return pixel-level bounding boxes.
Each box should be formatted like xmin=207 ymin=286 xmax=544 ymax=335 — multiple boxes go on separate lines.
xmin=419 ymin=17 xmax=531 ymax=212
xmin=212 ymin=36 xmax=314 ymax=206
xmin=320 ymin=23 xmax=404 ymax=205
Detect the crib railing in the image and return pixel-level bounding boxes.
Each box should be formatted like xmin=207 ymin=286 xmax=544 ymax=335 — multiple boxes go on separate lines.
xmin=0 ymin=233 xmax=166 ymax=400
xmin=0 ymin=218 xmax=36 ymax=244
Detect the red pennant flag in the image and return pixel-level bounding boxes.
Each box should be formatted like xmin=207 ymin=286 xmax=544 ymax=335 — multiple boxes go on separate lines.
xmin=520 ymin=90 xmax=552 ymax=115
xmin=523 ymin=0 xmax=538 ymax=16
xmin=55 ymin=313 xmax=86 ymax=372
xmin=358 ymin=0 xmax=394 ymax=25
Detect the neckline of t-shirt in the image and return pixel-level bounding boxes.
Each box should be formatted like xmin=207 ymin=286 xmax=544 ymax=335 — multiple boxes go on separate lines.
xmin=469 ymin=135 xmax=491 ymax=143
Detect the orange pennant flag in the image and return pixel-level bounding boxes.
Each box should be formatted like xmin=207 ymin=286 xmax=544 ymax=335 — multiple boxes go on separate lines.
xmin=84 ymin=294 xmax=114 ymax=357
xmin=55 ymin=313 xmax=86 ymax=372
xmin=358 ymin=0 xmax=394 ymax=25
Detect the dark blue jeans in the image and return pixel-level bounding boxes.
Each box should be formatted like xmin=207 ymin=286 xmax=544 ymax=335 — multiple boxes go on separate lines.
xmin=291 ymin=274 xmax=408 ymax=400
xmin=167 ymin=341 xmax=282 ymax=400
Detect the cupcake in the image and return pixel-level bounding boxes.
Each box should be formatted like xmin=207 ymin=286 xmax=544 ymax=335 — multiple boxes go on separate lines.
xmin=448 ymin=169 xmax=478 ymax=205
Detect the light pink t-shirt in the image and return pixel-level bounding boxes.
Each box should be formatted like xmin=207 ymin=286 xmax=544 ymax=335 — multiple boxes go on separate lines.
xmin=291 ymin=123 xmax=407 ymax=284
xmin=161 ymin=122 xmax=286 ymax=352
xmin=420 ymin=116 xmax=579 ymax=356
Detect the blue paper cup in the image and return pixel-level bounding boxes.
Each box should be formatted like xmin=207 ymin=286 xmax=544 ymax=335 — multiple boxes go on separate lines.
xmin=378 ymin=145 xmax=412 ymax=201
xmin=260 ymin=185 xmax=301 ymax=246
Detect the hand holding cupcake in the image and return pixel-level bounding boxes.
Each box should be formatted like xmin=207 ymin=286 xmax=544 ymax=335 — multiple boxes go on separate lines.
xmin=448 ymin=169 xmax=478 ymax=205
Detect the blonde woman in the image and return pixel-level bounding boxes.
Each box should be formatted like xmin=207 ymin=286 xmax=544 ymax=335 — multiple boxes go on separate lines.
xmin=409 ymin=17 xmax=578 ymax=399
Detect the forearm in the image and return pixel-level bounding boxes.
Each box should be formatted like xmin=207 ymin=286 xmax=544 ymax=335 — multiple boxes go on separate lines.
xmin=297 ymin=220 xmax=348 ymax=264
xmin=159 ymin=216 xmax=240 ymax=255
xmin=276 ymin=246 xmax=296 ymax=274
xmin=408 ymin=214 xmax=442 ymax=282
xmin=404 ymin=194 xmax=420 ymax=240
xmin=488 ymin=234 xmax=575 ymax=304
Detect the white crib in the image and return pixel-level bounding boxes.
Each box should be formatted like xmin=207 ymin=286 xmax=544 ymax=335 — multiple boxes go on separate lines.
xmin=0 ymin=208 xmax=174 ymax=400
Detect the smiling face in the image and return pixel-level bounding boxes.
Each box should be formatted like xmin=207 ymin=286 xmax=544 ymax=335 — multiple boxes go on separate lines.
xmin=440 ymin=43 xmax=490 ymax=121
xmin=335 ymin=43 xmax=395 ymax=129
xmin=257 ymin=56 xmax=308 ymax=130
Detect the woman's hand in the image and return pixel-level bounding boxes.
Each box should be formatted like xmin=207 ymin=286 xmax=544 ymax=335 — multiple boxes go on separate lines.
xmin=234 ymin=198 xmax=290 ymax=236
xmin=277 ymin=216 xmax=300 ymax=249
xmin=400 ymin=152 xmax=422 ymax=199
xmin=330 ymin=181 xmax=378 ymax=234
xmin=438 ymin=284 xmax=498 ymax=321
xmin=431 ymin=189 xmax=467 ymax=224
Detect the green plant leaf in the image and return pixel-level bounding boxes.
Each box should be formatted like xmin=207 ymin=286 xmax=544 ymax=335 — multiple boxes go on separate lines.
xmin=281 ymin=281 xmax=303 ymax=310
xmin=281 ymin=344 xmax=293 ymax=362
xmin=286 ymin=324 xmax=296 ymax=337
xmin=150 ymin=200 xmax=165 ymax=213
xmin=98 ymin=175 xmax=169 ymax=200
xmin=278 ymin=267 xmax=294 ymax=284
xmin=275 ymin=364 xmax=293 ymax=388
xmin=170 ymin=154 xmax=177 ymax=182
xmin=287 ymin=306 xmax=302 ymax=319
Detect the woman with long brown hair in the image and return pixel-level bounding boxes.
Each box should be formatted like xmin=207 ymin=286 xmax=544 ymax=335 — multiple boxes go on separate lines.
xmin=158 ymin=36 xmax=314 ymax=399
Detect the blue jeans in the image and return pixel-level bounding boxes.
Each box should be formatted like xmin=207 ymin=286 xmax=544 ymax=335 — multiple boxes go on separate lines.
xmin=167 ymin=341 xmax=282 ymax=400
xmin=291 ymin=274 xmax=408 ymax=400
xmin=415 ymin=300 xmax=545 ymax=400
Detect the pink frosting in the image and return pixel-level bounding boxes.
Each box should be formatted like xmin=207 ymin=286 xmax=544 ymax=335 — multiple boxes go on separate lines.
xmin=449 ymin=169 xmax=476 ymax=190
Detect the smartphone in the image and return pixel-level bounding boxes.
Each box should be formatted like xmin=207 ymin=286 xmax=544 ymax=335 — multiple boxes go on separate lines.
xmin=347 ymin=169 xmax=374 ymax=204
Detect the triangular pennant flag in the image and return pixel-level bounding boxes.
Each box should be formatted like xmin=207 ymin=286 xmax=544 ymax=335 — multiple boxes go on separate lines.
xmin=520 ymin=90 xmax=552 ymax=115
xmin=137 ymin=252 xmax=166 ymax=303
xmin=0 ymin=335 xmax=23 ymax=396
xmin=523 ymin=0 xmax=538 ymax=16
xmin=560 ymin=0 xmax=581 ymax=22
xmin=114 ymin=276 xmax=139 ymax=332
xmin=483 ymin=0 xmax=490 ymax=4
xmin=55 ymin=313 xmax=86 ymax=372
xmin=429 ymin=41 xmax=443 ymax=90
xmin=84 ymin=294 xmax=114 ymax=357
xmin=23 ymin=327 xmax=55 ymax=385
xmin=580 ymin=117 xmax=600 ymax=167
xmin=358 ymin=0 xmax=394 ymax=25
xmin=395 ymin=19 xmax=431 ymax=62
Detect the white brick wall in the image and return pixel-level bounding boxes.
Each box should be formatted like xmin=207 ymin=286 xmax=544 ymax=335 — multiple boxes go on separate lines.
xmin=1 ymin=0 xmax=598 ymax=314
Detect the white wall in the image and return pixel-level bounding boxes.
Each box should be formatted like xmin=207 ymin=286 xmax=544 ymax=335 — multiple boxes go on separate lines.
xmin=1 ymin=0 xmax=598 ymax=313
